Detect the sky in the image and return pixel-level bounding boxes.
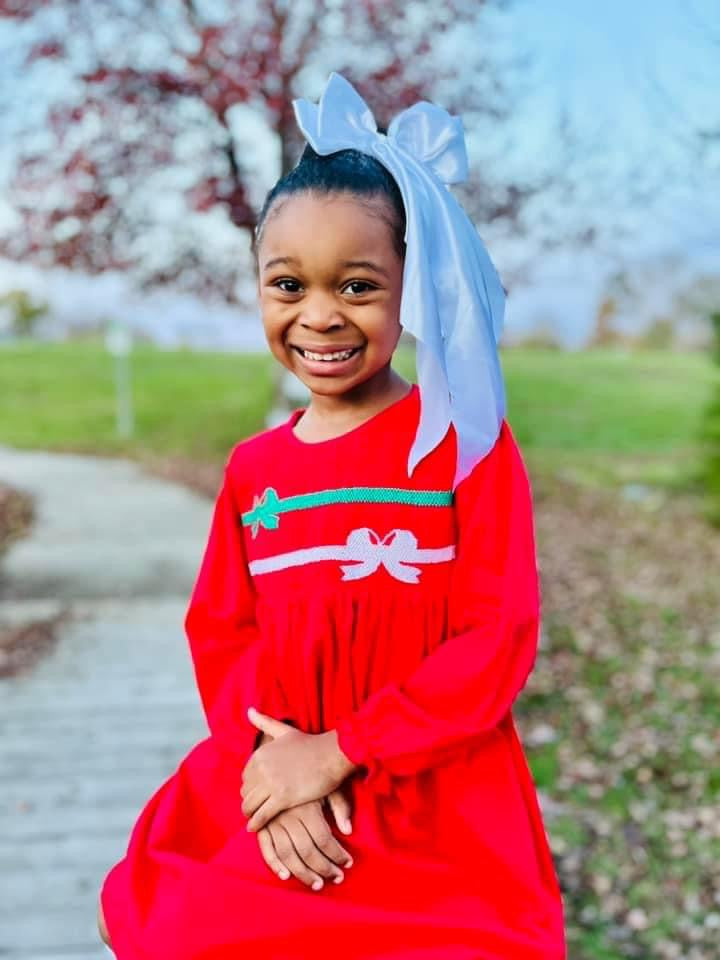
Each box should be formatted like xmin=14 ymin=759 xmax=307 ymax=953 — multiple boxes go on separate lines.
xmin=0 ymin=0 xmax=718 ymax=347
xmin=486 ymin=0 xmax=719 ymax=341
xmin=500 ymin=0 xmax=719 ymax=252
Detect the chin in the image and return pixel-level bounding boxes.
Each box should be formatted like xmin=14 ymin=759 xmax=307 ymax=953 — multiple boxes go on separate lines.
xmin=297 ymin=375 xmax=360 ymax=395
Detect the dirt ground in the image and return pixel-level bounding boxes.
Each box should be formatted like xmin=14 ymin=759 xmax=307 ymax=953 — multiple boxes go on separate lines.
xmin=0 ymin=482 xmax=33 ymax=551
xmin=0 ymin=484 xmax=58 ymax=678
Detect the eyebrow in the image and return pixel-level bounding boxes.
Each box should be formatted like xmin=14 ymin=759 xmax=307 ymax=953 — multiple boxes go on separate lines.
xmin=262 ymin=256 xmax=300 ymax=271
xmin=340 ymin=259 xmax=390 ymax=278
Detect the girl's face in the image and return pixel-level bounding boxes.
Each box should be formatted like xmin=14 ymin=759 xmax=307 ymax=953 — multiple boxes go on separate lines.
xmin=257 ymin=191 xmax=404 ymax=404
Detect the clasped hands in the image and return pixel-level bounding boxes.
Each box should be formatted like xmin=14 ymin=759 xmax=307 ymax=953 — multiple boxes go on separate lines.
xmin=241 ymin=707 xmax=358 ymax=891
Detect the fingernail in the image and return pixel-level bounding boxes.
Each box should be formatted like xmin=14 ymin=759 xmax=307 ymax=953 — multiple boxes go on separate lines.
xmin=333 ymin=873 xmax=344 ymax=884
xmin=279 ymin=869 xmax=290 ymax=880
xmin=345 ymin=859 xmax=354 ymax=868
xmin=312 ymin=879 xmax=323 ymax=891
xmin=342 ymin=820 xmax=352 ymax=834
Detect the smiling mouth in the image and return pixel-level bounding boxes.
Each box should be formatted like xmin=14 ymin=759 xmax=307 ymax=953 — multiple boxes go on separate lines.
xmin=291 ymin=345 xmax=363 ymax=362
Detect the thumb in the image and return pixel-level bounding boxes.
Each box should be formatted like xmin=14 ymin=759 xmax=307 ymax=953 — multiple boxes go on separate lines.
xmin=326 ymin=789 xmax=353 ymax=835
xmin=247 ymin=707 xmax=293 ymax=738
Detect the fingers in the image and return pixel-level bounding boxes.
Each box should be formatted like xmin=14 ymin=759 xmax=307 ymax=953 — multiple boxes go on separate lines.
xmin=247 ymin=707 xmax=293 ymax=738
xmin=257 ymin=827 xmax=290 ymax=881
xmin=302 ymin=804 xmax=354 ymax=869
xmin=269 ymin=822 xmax=326 ymax=890
xmin=268 ymin=820 xmax=340 ymax=891
xmin=240 ymin=784 xmax=268 ymax=820
xmin=242 ymin=782 xmax=285 ymax=833
xmin=247 ymin=797 xmax=274 ymax=833
xmin=326 ymin=789 xmax=353 ymax=836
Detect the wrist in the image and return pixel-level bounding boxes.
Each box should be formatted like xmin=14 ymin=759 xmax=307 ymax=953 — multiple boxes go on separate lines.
xmin=323 ymin=729 xmax=357 ymax=781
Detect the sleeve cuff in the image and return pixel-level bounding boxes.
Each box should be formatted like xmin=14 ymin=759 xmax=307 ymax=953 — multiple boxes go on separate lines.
xmin=335 ymin=707 xmax=389 ymax=792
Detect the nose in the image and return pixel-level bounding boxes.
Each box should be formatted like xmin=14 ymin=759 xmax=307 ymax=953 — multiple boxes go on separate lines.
xmin=298 ymin=292 xmax=346 ymax=332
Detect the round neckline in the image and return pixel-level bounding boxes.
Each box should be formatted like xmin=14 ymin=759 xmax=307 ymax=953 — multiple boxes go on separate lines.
xmin=286 ymin=382 xmax=418 ymax=448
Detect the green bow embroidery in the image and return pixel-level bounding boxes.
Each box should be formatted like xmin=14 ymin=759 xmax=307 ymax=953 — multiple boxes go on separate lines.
xmin=244 ymin=487 xmax=281 ymax=537
xmin=242 ymin=485 xmax=454 ymax=538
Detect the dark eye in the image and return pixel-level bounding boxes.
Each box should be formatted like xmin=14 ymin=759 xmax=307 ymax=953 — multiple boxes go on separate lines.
xmin=342 ymin=280 xmax=376 ymax=296
xmin=273 ymin=278 xmax=302 ymax=294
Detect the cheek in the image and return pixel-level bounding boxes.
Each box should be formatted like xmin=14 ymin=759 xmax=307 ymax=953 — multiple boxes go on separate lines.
xmin=384 ymin=324 xmax=403 ymax=357
xmin=262 ymin=321 xmax=293 ymax=369
xmin=260 ymin=298 xmax=289 ymax=342
xmin=377 ymin=304 xmax=403 ymax=349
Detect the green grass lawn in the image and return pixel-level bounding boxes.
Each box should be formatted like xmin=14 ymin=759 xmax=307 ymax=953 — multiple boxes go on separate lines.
xmin=1 ymin=340 xmax=715 ymax=488
xmin=503 ymin=348 xmax=716 ymax=490
xmin=0 ymin=341 xmax=277 ymax=464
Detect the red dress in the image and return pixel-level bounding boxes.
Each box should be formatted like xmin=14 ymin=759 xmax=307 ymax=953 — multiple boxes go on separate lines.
xmin=101 ymin=383 xmax=566 ymax=959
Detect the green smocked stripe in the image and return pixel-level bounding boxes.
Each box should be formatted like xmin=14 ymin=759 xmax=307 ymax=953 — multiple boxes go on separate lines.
xmin=242 ymin=485 xmax=454 ymax=537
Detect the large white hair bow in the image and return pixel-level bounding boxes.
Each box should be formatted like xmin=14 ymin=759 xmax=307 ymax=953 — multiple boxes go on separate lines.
xmin=293 ymin=72 xmax=506 ymax=489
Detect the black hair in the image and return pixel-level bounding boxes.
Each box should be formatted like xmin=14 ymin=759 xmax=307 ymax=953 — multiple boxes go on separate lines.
xmin=253 ymin=142 xmax=407 ymax=259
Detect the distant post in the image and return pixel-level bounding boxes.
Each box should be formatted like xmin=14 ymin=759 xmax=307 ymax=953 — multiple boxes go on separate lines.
xmin=105 ymin=318 xmax=134 ymax=438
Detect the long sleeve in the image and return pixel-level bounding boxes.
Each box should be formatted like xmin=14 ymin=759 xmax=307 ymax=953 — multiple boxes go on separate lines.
xmin=335 ymin=421 xmax=540 ymax=780
xmin=184 ymin=452 xmax=290 ymax=764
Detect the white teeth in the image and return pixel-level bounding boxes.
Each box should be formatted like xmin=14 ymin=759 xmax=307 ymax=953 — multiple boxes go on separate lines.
xmin=301 ymin=348 xmax=356 ymax=362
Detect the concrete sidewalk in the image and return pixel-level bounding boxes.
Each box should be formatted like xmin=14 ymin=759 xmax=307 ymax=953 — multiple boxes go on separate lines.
xmin=0 ymin=447 xmax=212 ymax=959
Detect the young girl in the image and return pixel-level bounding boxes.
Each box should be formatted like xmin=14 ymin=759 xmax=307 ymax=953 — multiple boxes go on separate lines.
xmin=99 ymin=73 xmax=566 ymax=958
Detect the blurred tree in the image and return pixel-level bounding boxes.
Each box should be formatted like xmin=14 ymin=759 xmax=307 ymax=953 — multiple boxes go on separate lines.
xmin=673 ymin=273 xmax=720 ymax=347
xmin=0 ymin=289 xmax=48 ymax=337
xmin=701 ymin=311 xmax=720 ymax=525
xmin=587 ymin=296 xmax=624 ymax=349
xmin=0 ymin=0 xmax=532 ymax=301
xmin=511 ymin=326 xmax=563 ymax=351
xmin=588 ymin=269 xmax=632 ymax=349
xmin=635 ymin=316 xmax=675 ymax=351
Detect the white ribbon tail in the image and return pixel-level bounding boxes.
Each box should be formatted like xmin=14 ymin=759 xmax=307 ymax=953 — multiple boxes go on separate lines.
xmin=249 ymin=545 xmax=347 ymax=576
xmin=412 ymin=546 xmax=456 ymax=564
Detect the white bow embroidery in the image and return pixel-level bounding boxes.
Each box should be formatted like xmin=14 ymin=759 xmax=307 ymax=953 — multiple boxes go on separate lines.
xmin=340 ymin=528 xmax=425 ymax=583
xmin=248 ymin=527 xmax=455 ymax=583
